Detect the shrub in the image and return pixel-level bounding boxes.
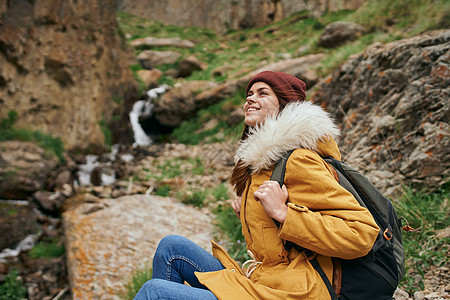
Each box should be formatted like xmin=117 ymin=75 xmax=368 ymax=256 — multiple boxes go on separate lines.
xmin=180 ymin=188 xmax=208 ymax=208
xmin=0 ymin=269 xmax=27 ymax=300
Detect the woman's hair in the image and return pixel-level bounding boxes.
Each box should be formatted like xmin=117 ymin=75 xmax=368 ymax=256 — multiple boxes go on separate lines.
xmin=230 ymin=84 xmax=305 ymax=196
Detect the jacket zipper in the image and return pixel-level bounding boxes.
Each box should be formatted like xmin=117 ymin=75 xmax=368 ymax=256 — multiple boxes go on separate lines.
xmin=242 ymin=176 xmax=253 ymax=246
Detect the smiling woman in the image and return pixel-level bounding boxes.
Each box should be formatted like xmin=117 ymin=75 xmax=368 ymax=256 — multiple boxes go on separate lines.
xmin=134 ymin=71 xmax=380 ymax=300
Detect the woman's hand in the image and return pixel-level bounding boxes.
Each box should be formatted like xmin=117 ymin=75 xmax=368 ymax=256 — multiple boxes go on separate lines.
xmin=254 ymin=181 xmax=288 ymax=223
xmin=231 ymin=196 xmax=242 ymax=218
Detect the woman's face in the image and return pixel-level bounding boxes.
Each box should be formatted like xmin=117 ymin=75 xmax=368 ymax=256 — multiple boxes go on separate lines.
xmin=244 ymin=82 xmax=280 ymax=127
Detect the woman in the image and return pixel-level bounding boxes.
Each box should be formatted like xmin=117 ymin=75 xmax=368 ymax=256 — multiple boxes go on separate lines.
xmin=134 ymin=71 xmax=379 ymax=299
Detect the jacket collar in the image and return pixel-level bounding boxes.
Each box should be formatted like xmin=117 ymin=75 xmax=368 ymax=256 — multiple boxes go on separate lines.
xmin=235 ymin=101 xmax=340 ymax=173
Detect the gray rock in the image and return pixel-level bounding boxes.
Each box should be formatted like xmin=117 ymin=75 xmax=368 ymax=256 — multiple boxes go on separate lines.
xmin=311 ymin=30 xmax=450 ymax=196
xmin=33 ymin=190 xmax=63 ymax=215
xmin=153 ymin=80 xmax=218 ymax=127
xmin=54 ymin=170 xmax=72 ymax=189
xmin=414 ymin=291 xmax=425 ymax=300
xmin=318 ymin=21 xmax=365 ymax=48
xmin=136 ymin=50 xmax=181 ymax=69
xmin=178 ymin=55 xmax=207 ymax=78
xmin=131 ymin=36 xmax=195 ymax=48
xmin=394 ymin=287 xmax=410 ymax=300
xmin=0 ymin=141 xmax=59 ymax=199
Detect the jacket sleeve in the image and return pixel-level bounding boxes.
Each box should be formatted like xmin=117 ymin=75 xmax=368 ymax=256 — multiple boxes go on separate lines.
xmin=278 ymin=149 xmax=380 ymax=259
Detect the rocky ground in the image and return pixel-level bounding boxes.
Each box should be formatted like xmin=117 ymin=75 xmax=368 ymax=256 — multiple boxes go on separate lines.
xmin=1 ymin=142 xmax=448 ymax=299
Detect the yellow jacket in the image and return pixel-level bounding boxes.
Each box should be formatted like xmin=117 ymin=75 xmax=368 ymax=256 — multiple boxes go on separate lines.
xmin=196 ymin=102 xmax=379 ymax=299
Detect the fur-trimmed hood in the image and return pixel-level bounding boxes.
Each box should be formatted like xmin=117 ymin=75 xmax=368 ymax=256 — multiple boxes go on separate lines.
xmin=235 ymin=101 xmax=340 ymax=173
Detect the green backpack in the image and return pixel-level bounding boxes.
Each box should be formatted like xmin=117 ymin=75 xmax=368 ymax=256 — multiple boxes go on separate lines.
xmin=270 ymin=150 xmax=405 ymax=300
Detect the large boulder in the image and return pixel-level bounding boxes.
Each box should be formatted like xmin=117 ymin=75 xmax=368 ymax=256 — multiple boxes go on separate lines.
xmin=0 ymin=141 xmax=59 ymax=199
xmin=177 ymin=55 xmax=207 ymax=78
xmin=136 ymin=50 xmax=181 ymax=69
xmin=312 ymin=30 xmax=450 ymax=196
xmin=318 ymin=21 xmax=365 ymax=48
xmin=63 ymin=194 xmax=213 ymax=299
xmin=0 ymin=0 xmax=138 ymax=152
xmin=153 ymin=81 xmax=218 ymax=127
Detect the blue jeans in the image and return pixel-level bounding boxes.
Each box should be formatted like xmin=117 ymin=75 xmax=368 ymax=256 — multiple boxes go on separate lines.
xmin=134 ymin=235 xmax=225 ymax=299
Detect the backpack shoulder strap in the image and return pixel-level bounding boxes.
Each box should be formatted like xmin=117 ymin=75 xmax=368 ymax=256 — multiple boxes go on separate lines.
xmin=270 ymin=150 xmax=338 ymax=299
xmin=270 ymin=150 xmax=339 ymax=300
xmin=270 ymin=149 xmax=295 ymax=188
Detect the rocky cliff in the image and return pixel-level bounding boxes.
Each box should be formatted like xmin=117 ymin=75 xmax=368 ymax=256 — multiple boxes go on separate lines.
xmin=312 ymin=30 xmax=449 ymax=196
xmin=0 ymin=0 xmax=138 ymax=152
xmin=116 ymin=0 xmax=365 ymax=33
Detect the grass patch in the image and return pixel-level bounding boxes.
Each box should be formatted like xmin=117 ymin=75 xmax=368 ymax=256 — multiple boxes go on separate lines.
xmin=208 ymin=183 xmax=248 ymax=262
xmin=0 ymin=110 xmax=65 ymax=162
xmin=29 ymin=238 xmax=65 ymax=259
xmin=154 ymin=185 xmax=171 ymax=197
xmin=395 ymin=185 xmax=449 ymax=294
xmin=0 ymin=269 xmax=27 ymax=300
xmin=171 ymin=119 xmax=226 ymax=145
xmin=213 ymin=204 xmax=248 ymax=263
xmin=179 ymin=188 xmax=208 ymax=208
xmin=212 ymin=183 xmax=230 ymax=202
xmin=120 ymin=265 xmax=152 ymax=300
xmin=155 ymin=157 xmax=204 ymax=179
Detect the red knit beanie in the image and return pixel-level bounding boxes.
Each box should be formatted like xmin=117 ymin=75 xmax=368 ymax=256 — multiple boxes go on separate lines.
xmin=246 ymin=71 xmax=306 ymax=102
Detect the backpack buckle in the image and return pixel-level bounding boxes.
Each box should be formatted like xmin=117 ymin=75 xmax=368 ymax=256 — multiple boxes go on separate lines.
xmin=304 ymin=250 xmax=317 ymax=260
xmin=383 ymin=228 xmax=393 ymax=240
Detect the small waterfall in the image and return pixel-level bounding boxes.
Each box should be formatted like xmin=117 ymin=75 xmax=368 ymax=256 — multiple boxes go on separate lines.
xmin=130 ymin=84 xmax=169 ymax=147
xmin=75 ymin=145 xmax=124 ymax=187
xmin=74 ymin=85 xmax=169 ymax=187
xmin=77 ymin=154 xmax=100 ymax=186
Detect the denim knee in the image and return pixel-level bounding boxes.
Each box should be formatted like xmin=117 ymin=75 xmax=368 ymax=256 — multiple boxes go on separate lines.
xmin=155 ymin=235 xmax=182 ymax=257
xmin=134 ymin=279 xmax=165 ymax=300
xmin=159 ymin=235 xmax=183 ymax=249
